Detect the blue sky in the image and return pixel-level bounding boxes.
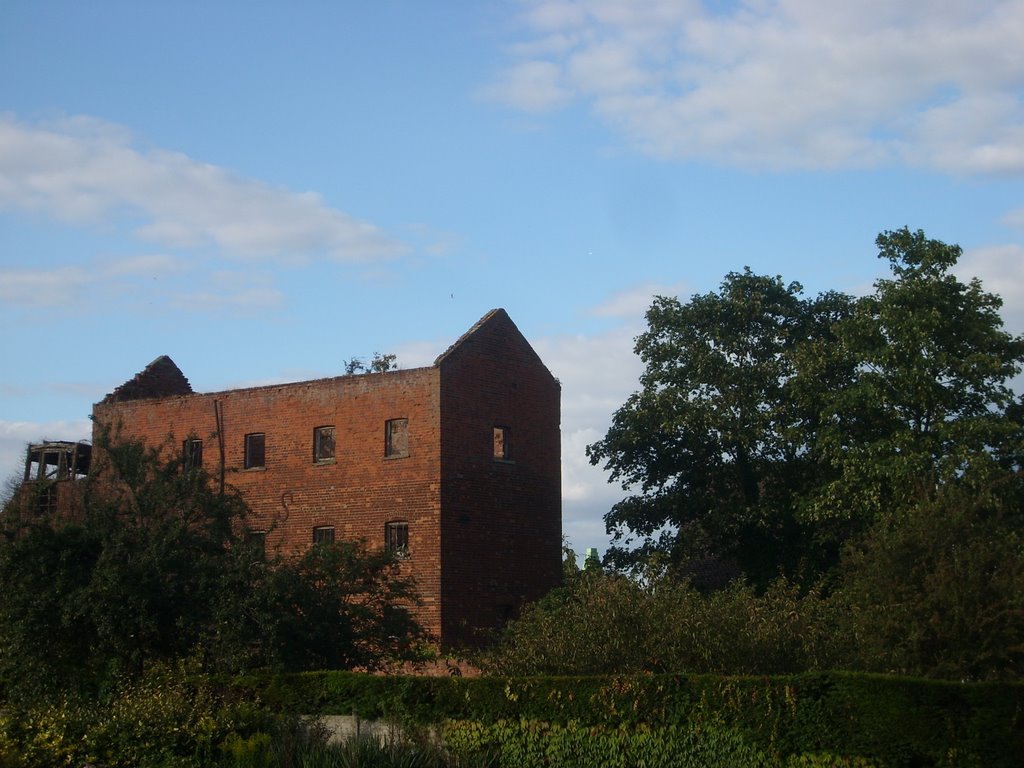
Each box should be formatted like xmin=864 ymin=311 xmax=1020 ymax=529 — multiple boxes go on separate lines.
xmin=2 ymin=0 xmax=1023 ymax=554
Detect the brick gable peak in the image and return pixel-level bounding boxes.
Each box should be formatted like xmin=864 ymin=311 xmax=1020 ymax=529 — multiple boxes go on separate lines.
xmin=102 ymin=355 xmax=193 ymax=403
xmin=433 ymin=308 xmax=506 ymax=366
xmin=433 ymin=308 xmax=553 ymax=377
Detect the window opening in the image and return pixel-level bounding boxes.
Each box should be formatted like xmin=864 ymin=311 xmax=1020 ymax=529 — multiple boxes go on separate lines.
xmin=496 ymin=604 xmax=515 ymax=630
xmin=248 ymin=531 xmax=267 ymax=557
xmin=312 ymin=526 xmax=335 ymax=545
xmin=244 ymin=432 xmax=266 ymax=469
xmin=385 ymin=418 xmax=409 ymax=458
xmin=36 ymin=483 xmax=58 ymax=515
xmin=493 ymin=426 xmax=511 ymax=461
xmin=386 ymin=521 xmax=409 ymax=558
xmin=183 ymin=438 xmax=203 ymax=469
xmin=313 ymin=426 xmax=335 ymax=462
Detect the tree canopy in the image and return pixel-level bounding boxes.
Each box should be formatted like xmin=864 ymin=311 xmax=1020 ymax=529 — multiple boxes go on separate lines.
xmin=588 ymin=229 xmax=1024 ymax=585
xmin=0 ymin=430 xmax=425 ymax=698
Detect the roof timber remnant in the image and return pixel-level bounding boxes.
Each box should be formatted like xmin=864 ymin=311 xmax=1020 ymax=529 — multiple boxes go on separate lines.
xmin=23 ymin=441 xmax=92 ymax=482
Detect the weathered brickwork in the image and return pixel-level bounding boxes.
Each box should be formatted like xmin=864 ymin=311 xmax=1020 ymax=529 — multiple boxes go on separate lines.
xmin=91 ymin=309 xmax=561 ymax=647
xmin=436 ymin=311 xmax=563 ymax=646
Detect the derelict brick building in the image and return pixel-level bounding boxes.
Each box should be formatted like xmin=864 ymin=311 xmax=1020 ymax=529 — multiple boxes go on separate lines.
xmin=91 ymin=309 xmax=562 ymax=647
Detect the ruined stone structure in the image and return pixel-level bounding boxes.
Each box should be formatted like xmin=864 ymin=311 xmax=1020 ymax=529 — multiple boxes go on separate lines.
xmin=89 ymin=309 xmax=562 ymax=647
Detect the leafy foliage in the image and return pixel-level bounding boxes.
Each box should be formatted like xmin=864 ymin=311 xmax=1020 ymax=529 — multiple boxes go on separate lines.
xmin=235 ymin=539 xmax=423 ymax=673
xmin=526 ymin=229 xmax=1024 ymax=682
xmin=228 ymin=670 xmax=1024 ymax=768
xmin=0 ymin=429 xmax=425 ymax=698
xmin=479 ymin=569 xmax=842 ymax=677
xmin=833 ymin=481 xmax=1024 ymax=680
xmin=588 ymin=229 xmax=1024 ymax=587
xmin=345 ymin=352 xmax=399 ymax=374
xmin=0 ymin=660 xmax=283 ymax=768
xmin=445 ymin=719 xmax=773 ymax=768
xmin=809 ymin=229 xmax=1024 ymax=524
xmin=586 ymin=269 xmax=856 ymax=583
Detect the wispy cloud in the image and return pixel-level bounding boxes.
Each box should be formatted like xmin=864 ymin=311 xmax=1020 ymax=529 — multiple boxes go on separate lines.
xmin=170 ymin=271 xmax=285 ymax=312
xmin=1003 ymin=206 xmax=1024 ymax=231
xmin=101 ymin=253 xmax=188 ymax=278
xmin=0 ymin=113 xmax=409 ymax=261
xmin=588 ymin=281 xmax=690 ymax=319
xmin=487 ymin=0 xmax=1024 ymax=173
xmin=0 ymin=260 xmax=282 ymax=312
xmin=0 ymin=266 xmax=93 ymax=307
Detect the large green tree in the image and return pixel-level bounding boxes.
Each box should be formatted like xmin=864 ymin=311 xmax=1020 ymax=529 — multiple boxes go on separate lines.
xmin=0 ymin=432 xmax=424 ymax=697
xmin=589 ymin=230 xmax=1024 ymax=584
xmin=587 ymin=268 xmax=855 ymax=583
xmin=809 ymin=229 xmax=1024 ymax=523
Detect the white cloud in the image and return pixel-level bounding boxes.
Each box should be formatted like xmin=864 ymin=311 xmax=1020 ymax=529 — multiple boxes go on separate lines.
xmin=480 ymin=60 xmax=573 ymax=112
xmin=170 ymin=270 xmax=285 ymax=312
xmin=0 ymin=266 xmax=92 ymax=307
xmin=101 ymin=253 xmax=188 ymax=278
xmin=490 ymin=0 xmax=1024 ymax=173
xmin=533 ymin=318 xmax=648 ymax=552
xmin=957 ymin=243 xmax=1024 ymax=334
xmin=588 ymin=281 xmax=689 ymax=318
xmin=1002 ymin=206 xmax=1024 ymax=231
xmin=0 ymin=113 xmax=409 ymax=262
xmin=0 ymin=256 xmax=283 ymax=313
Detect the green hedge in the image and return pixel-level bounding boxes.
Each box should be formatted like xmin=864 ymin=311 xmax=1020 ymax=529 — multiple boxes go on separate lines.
xmin=227 ymin=671 xmax=1024 ymax=767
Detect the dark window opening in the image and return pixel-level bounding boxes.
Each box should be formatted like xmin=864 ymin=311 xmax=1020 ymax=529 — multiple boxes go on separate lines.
xmin=493 ymin=426 xmax=511 ymax=461
xmin=244 ymin=432 xmax=265 ymax=469
xmin=248 ymin=530 xmax=267 ymax=557
xmin=496 ymin=604 xmax=515 ymax=630
xmin=36 ymin=483 xmax=58 ymax=515
xmin=183 ymin=438 xmax=203 ymax=469
xmin=385 ymin=418 xmax=409 ymax=458
xmin=313 ymin=526 xmax=335 ymax=545
xmin=386 ymin=521 xmax=409 ymax=557
xmin=313 ymin=426 xmax=335 ymax=463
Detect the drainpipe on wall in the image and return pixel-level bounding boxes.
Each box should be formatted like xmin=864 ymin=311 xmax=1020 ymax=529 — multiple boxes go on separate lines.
xmin=213 ymin=399 xmax=226 ymax=494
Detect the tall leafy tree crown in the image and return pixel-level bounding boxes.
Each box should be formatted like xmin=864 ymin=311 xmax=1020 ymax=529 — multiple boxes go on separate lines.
xmin=589 ymin=229 xmax=1024 ymax=583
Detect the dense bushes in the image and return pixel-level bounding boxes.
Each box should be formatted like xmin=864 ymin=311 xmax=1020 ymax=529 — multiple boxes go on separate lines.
xmin=445 ymin=720 xmax=775 ymax=768
xmin=227 ymin=670 xmax=1024 ymax=767
xmin=481 ymin=478 xmax=1024 ymax=683
xmin=0 ymin=661 xmax=283 ymax=768
xmin=0 ymin=432 xmax=426 ymax=699
xmin=478 ymin=571 xmax=843 ymax=676
xmin=5 ymin=669 xmax=1021 ymax=766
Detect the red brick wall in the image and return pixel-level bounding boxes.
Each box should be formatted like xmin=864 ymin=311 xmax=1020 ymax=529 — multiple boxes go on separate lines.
xmin=92 ymin=367 xmax=444 ymax=638
xmin=437 ymin=310 xmax=562 ymax=646
xmin=90 ymin=310 xmax=563 ymax=649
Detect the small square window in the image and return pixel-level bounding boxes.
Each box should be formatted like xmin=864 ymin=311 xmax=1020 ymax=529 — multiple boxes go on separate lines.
xmin=313 ymin=525 xmax=335 ymax=545
xmin=386 ymin=521 xmax=409 ymax=557
xmin=385 ymin=418 xmax=409 ymax=458
xmin=493 ymin=426 xmax=511 ymax=461
xmin=183 ymin=438 xmax=203 ymax=469
xmin=313 ymin=426 xmax=335 ymax=463
xmin=244 ymin=433 xmax=265 ymax=469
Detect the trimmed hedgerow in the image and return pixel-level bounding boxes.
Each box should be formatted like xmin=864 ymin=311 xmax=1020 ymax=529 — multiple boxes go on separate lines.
xmin=228 ymin=671 xmax=1024 ymax=767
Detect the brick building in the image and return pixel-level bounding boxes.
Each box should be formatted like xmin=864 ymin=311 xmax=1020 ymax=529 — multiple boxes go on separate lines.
xmin=90 ymin=308 xmax=562 ymax=647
